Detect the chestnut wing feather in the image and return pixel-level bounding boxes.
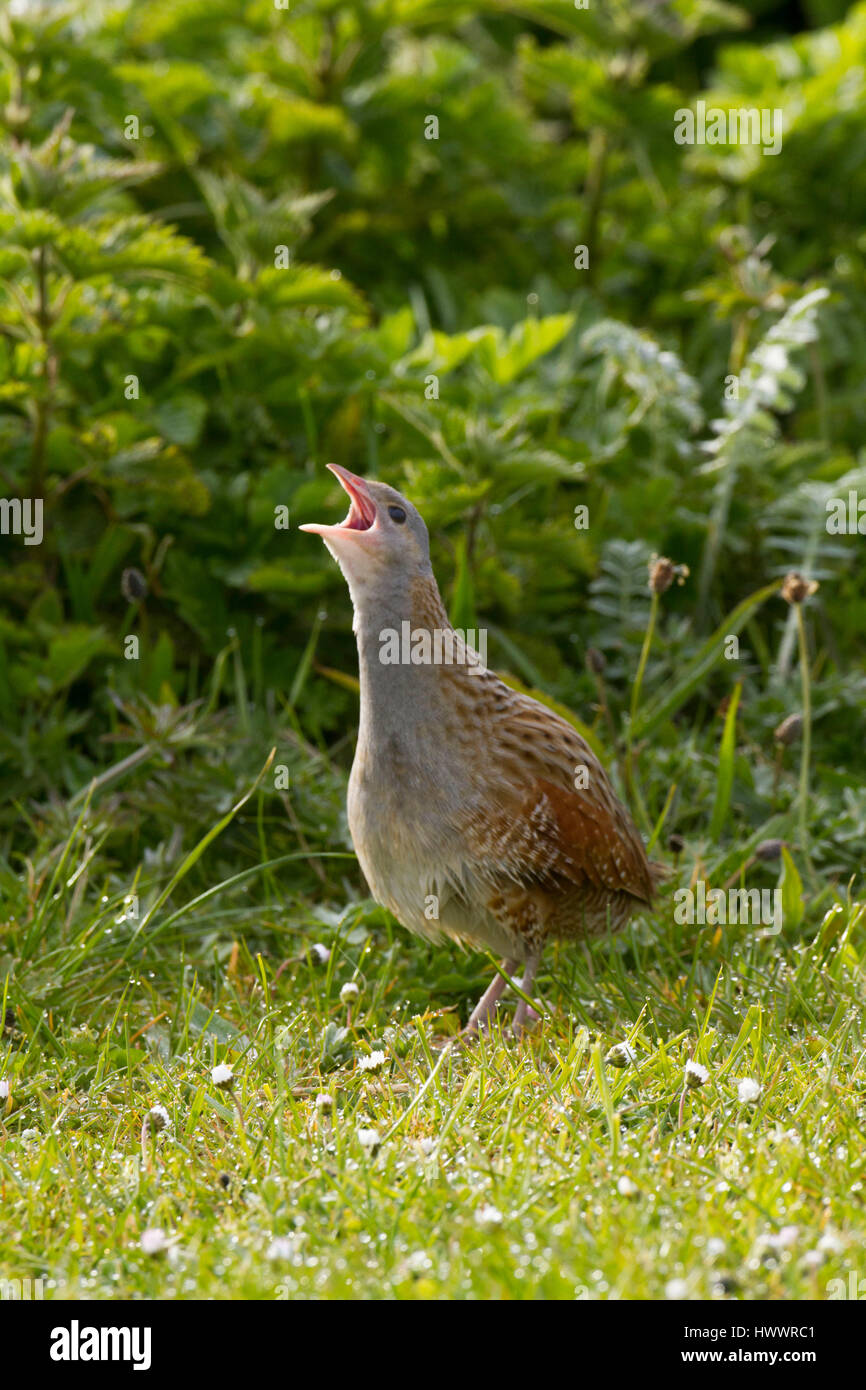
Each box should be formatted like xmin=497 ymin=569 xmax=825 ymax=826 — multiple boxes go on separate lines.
xmin=464 ymin=690 xmax=655 ymax=904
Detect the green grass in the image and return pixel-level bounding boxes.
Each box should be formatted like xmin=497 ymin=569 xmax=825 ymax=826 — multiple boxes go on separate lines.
xmin=1 ymin=780 xmax=863 ymax=1300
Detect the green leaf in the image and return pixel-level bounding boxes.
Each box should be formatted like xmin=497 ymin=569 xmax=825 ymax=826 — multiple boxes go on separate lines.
xmin=151 ymin=393 xmax=208 ymax=447
xmin=47 ymin=626 xmax=112 ymax=687
xmin=476 ymin=314 xmax=575 ymax=384
xmin=779 ymin=847 xmax=804 ymax=933
xmin=188 ymin=1002 xmax=241 ymax=1045
xmin=709 ymin=682 xmax=741 ymax=841
xmin=256 ymin=264 xmax=367 ymax=315
xmin=401 ymin=327 xmax=497 ymax=374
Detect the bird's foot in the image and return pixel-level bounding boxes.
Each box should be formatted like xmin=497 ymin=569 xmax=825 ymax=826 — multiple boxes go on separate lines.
xmin=462 ymin=958 xmax=517 ymax=1037
xmin=511 ymin=951 xmax=542 ymax=1037
xmin=511 ymin=1002 xmax=540 ymax=1037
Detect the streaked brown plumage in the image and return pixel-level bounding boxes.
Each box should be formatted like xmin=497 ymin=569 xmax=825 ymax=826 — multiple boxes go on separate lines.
xmin=301 ymin=465 xmax=662 ymax=1033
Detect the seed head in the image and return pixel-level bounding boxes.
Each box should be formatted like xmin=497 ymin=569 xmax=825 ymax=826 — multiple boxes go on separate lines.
xmin=121 ymin=567 xmax=148 ymax=602
xmin=667 ymin=833 xmax=685 ymax=855
xmin=755 ymin=838 xmax=785 ymax=862
xmin=649 ymin=555 xmax=689 ymax=595
xmin=781 ymin=571 xmax=818 ymax=605
xmin=586 ymin=647 xmax=606 ymax=675
xmin=774 ymin=714 xmax=802 ymax=746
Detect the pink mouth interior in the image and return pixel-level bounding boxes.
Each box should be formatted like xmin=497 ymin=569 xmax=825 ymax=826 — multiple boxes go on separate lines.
xmin=338 ymin=482 xmax=376 ymax=531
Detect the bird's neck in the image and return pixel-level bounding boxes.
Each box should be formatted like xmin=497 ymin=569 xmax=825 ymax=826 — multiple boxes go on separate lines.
xmin=352 ymin=573 xmax=464 ymax=744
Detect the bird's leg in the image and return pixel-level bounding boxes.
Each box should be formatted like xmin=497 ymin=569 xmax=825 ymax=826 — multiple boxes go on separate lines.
xmin=512 ymin=949 xmax=542 ymax=1036
xmin=464 ymin=958 xmax=517 ymax=1035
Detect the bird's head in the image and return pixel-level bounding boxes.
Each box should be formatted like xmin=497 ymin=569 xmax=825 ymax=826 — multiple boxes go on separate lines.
xmin=300 ymin=465 xmax=431 ymax=604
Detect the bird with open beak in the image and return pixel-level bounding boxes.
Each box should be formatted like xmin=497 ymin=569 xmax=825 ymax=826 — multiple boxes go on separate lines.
xmin=301 ymin=465 xmax=661 ymax=1034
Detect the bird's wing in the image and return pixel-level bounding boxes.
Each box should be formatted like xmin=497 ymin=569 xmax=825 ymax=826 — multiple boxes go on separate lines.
xmin=463 ymin=687 xmax=656 ymax=904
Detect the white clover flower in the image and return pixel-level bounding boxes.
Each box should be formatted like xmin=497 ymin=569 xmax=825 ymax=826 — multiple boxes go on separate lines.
xmin=311 ymin=943 xmax=331 ymax=963
xmin=267 ymin=1235 xmax=304 ymax=1261
xmin=774 ymin=1225 xmax=799 ymax=1249
xmin=800 ymin=1250 xmax=823 ymax=1270
xmin=756 ymin=1225 xmax=799 ymax=1257
xmin=684 ymin=1060 xmax=709 ymax=1089
xmin=140 ymin=1228 xmax=169 ymax=1256
xmin=340 ymin=982 xmax=360 ymax=1004
xmin=357 ymin=1127 xmax=380 ymax=1151
xmin=617 ymin=1176 xmax=638 ymax=1197
xmin=147 ymin=1104 xmax=170 ymax=1132
xmin=476 ymin=1203 xmax=504 ymax=1228
xmin=314 ymin=1093 xmax=333 ymax=1113
xmin=737 ymin=1077 xmax=761 ymax=1104
xmin=405 ymin=1250 xmax=431 ymax=1274
xmin=416 ymin=1136 xmax=436 ymax=1155
xmin=817 ymin=1232 xmax=844 ymax=1256
xmin=358 ymin=1050 xmax=387 ymax=1073
xmin=211 ymin=1063 xmax=234 ymax=1089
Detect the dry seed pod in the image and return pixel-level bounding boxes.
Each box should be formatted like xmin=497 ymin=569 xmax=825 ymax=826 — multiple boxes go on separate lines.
xmin=121 ymin=567 xmax=148 ymax=602
xmin=648 ymin=555 xmax=689 ymax=595
xmin=774 ymin=714 xmax=802 ymax=746
xmin=755 ymin=839 xmax=785 ymax=862
xmin=781 ymin=572 xmax=818 ymax=605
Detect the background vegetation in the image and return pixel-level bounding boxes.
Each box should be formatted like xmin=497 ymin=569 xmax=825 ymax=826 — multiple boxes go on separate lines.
xmin=0 ymin=0 xmax=864 ymax=1301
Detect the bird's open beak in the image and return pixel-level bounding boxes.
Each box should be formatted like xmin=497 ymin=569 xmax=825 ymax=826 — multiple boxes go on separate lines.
xmin=299 ymin=464 xmax=377 ymax=537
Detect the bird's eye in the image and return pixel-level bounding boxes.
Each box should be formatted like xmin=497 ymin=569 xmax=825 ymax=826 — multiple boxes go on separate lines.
xmin=388 ymin=505 xmax=407 ymax=524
